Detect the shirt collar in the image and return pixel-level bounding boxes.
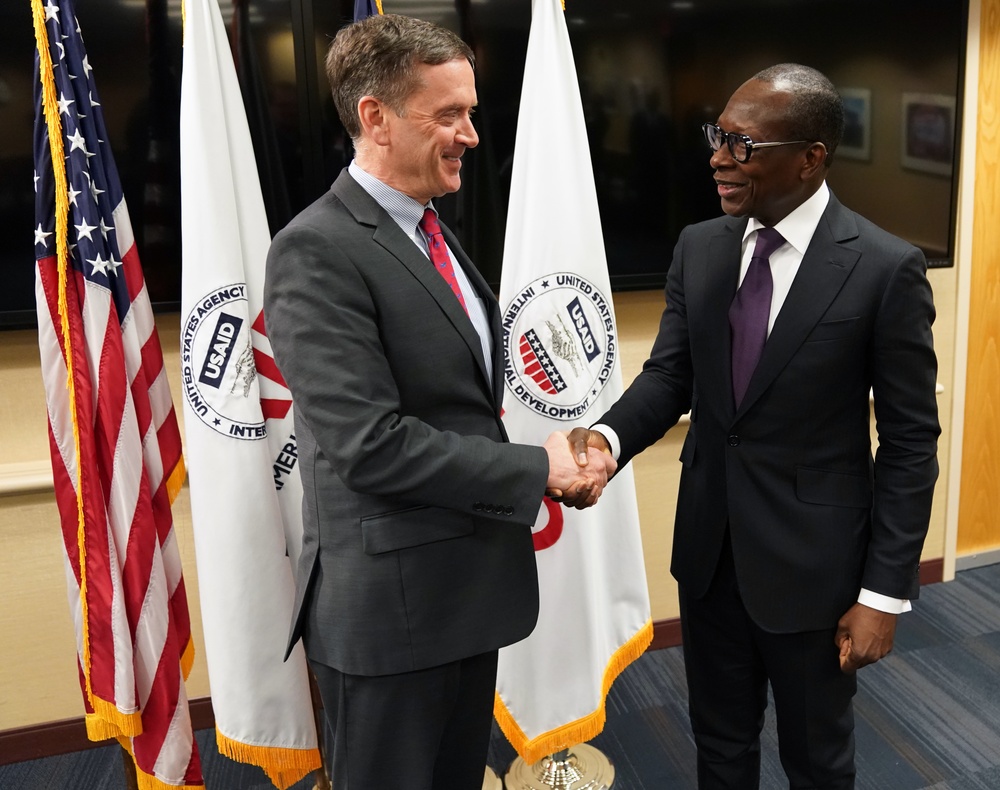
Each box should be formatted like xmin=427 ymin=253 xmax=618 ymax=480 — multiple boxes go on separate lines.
xmin=348 ymin=160 xmax=434 ymax=236
xmin=743 ymin=180 xmax=830 ymax=255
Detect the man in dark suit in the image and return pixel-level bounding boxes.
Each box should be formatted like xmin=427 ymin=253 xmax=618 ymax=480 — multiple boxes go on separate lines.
xmin=564 ymin=64 xmax=940 ymax=788
xmin=262 ymin=14 xmax=613 ymax=790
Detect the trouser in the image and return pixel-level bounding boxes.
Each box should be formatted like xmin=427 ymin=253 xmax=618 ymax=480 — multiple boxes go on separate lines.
xmin=679 ymin=535 xmax=857 ymax=789
xmin=309 ymin=650 xmax=499 ymax=790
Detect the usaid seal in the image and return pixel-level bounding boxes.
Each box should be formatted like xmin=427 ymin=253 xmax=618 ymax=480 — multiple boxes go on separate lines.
xmin=502 ymin=273 xmax=617 ymax=421
xmin=181 ymin=284 xmax=265 ymax=440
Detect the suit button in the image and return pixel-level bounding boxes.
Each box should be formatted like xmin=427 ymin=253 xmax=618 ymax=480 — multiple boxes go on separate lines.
xmin=504 ymin=506 xmax=514 ymax=516
xmin=728 ymin=435 xmax=740 ymax=446
xmin=473 ymin=502 xmax=484 ymax=512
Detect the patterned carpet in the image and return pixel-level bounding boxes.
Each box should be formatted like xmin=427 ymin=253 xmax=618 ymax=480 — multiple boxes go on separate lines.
xmin=3 ymin=564 xmax=999 ymax=789
xmin=492 ymin=564 xmax=1000 ymax=789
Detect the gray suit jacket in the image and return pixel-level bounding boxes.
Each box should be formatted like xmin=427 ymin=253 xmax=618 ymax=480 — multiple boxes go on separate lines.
xmin=263 ymin=170 xmax=548 ymax=675
xmin=600 ymin=193 xmax=940 ymax=633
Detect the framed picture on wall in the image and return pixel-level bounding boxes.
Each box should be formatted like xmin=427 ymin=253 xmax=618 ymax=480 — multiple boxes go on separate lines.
xmin=838 ymin=88 xmax=871 ymax=161
xmin=901 ymin=92 xmax=956 ymax=176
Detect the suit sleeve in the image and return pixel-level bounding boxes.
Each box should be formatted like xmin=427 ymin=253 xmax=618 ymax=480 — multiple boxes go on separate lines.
xmin=599 ymin=226 xmax=695 ymax=466
xmin=263 ymin=222 xmax=549 ymax=520
xmin=866 ymin=243 xmax=940 ymax=599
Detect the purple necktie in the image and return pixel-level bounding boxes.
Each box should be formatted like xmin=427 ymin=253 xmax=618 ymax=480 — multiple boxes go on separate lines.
xmin=729 ymin=227 xmax=785 ymax=408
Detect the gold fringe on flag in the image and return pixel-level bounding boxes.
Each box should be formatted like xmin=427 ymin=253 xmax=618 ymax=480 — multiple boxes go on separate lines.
xmin=117 ymin=739 xmax=204 ymax=790
xmin=85 ymin=700 xmax=143 ymax=741
xmin=31 ymin=0 xmax=101 ymax=718
xmin=493 ymin=619 xmax=654 ymax=764
xmin=180 ymin=634 xmax=196 ymax=681
xmin=217 ymin=731 xmax=322 ymax=790
xmin=165 ymin=456 xmax=187 ymax=505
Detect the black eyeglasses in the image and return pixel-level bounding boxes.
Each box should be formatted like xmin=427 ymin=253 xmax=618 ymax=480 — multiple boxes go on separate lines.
xmin=702 ymin=123 xmax=809 ymax=163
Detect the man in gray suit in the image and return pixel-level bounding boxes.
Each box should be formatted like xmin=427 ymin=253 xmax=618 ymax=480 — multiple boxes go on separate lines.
xmin=564 ymin=64 xmax=940 ymax=788
xmin=262 ymin=13 xmax=612 ymax=790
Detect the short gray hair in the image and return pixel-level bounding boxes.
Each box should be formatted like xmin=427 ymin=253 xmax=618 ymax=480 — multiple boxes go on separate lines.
xmin=326 ymin=14 xmax=475 ymax=141
xmin=753 ymin=63 xmax=844 ymax=162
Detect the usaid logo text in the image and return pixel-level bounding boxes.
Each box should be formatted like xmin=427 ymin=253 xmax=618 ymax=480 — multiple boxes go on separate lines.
xmin=567 ymin=297 xmax=600 ymax=362
xmin=502 ymin=273 xmax=617 ymax=421
xmin=199 ymin=313 xmax=244 ymax=389
xmin=181 ymin=284 xmax=266 ymax=440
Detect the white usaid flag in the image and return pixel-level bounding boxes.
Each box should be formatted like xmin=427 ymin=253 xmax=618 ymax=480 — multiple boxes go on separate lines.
xmin=495 ymin=0 xmax=653 ymax=764
xmin=179 ymin=0 xmax=319 ymax=787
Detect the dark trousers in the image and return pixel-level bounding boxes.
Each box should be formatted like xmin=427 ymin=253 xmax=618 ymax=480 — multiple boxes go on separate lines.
xmin=309 ymin=650 xmax=499 ymax=790
xmin=679 ymin=536 xmax=857 ymax=789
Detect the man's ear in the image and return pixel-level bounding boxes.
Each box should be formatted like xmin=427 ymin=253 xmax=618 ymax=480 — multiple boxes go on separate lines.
xmin=802 ymin=141 xmax=829 ymax=179
xmin=358 ymin=96 xmax=391 ymax=146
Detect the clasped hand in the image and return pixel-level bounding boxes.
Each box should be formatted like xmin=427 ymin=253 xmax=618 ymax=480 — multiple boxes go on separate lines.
xmin=542 ymin=427 xmax=615 ymax=509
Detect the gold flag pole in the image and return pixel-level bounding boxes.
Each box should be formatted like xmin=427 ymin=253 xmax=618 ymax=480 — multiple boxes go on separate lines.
xmin=505 ymin=744 xmax=615 ymax=789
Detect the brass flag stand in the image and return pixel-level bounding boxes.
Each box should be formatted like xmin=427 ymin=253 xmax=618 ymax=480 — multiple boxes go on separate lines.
xmin=504 ymin=744 xmax=615 ymax=790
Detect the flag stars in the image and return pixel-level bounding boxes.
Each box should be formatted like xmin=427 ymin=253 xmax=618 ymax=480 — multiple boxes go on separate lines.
xmin=99 ymin=218 xmax=114 ymax=240
xmin=35 ymin=224 xmax=54 ymax=247
xmin=83 ymin=172 xmax=105 ymax=203
xmin=75 ymin=219 xmax=97 ymax=242
xmin=82 ymin=55 xmax=92 ymax=78
xmin=88 ymin=253 xmax=121 ymax=277
xmin=68 ymin=183 xmax=82 ymax=206
xmin=67 ymin=128 xmax=89 ymax=155
xmin=57 ymin=92 xmax=75 ymax=116
xmin=44 ymin=0 xmax=59 ymax=22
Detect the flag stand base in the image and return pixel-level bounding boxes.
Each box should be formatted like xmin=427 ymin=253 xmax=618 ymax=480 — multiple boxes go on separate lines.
xmin=504 ymin=744 xmax=614 ymax=789
xmin=484 ymin=765 xmax=503 ymax=789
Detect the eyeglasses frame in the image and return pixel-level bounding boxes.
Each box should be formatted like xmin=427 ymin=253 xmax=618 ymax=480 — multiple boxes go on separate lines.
xmin=702 ymin=122 xmax=810 ymax=163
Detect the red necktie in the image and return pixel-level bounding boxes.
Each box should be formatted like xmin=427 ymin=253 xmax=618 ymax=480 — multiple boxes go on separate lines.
xmin=419 ymin=208 xmax=468 ymax=315
xmin=729 ymin=226 xmax=785 ymax=407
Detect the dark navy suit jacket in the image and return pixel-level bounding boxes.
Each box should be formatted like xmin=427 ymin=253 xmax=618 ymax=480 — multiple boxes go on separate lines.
xmin=600 ymin=193 xmax=940 ymax=633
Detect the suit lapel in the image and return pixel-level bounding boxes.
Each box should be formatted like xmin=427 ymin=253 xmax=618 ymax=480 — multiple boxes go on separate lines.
xmin=691 ymin=219 xmax=744 ymax=415
xmin=332 ymin=172 xmax=496 ymax=401
xmin=737 ymin=196 xmax=861 ymax=415
xmin=439 ymin=223 xmax=506 ymax=408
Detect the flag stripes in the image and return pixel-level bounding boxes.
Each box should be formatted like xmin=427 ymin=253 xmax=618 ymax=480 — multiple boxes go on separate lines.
xmin=33 ymin=0 xmax=202 ymax=786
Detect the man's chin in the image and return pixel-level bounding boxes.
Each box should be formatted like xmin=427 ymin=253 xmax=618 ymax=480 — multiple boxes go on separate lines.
xmin=720 ymin=198 xmax=749 ymax=218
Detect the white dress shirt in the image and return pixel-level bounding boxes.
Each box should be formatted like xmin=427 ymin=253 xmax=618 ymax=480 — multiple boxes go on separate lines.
xmin=348 ymin=161 xmax=493 ymax=385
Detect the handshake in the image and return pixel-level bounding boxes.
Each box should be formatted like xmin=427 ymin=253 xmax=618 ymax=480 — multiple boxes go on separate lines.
xmin=542 ymin=427 xmax=616 ymax=510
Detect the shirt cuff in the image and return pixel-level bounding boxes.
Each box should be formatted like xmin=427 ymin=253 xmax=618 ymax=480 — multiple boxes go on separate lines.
xmin=590 ymin=423 xmax=621 ymax=461
xmin=858 ymin=588 xmax=912 ymax=614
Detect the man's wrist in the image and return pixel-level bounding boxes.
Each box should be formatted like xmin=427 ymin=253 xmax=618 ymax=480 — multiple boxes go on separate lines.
xmin=858 ymin=588 xmax=911 ymax=614
xmin=590 ymin=423 xmax=621 ymax=460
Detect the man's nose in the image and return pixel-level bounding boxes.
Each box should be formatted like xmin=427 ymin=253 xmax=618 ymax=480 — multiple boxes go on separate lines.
xmin=710 ymin=143 xmax=733 ymax=168
xmin=457 ymin=114 xmax=479 ymax=149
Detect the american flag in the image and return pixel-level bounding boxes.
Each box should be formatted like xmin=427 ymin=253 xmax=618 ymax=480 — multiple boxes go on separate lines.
xmin=354 ymin=0 xmax=383 ymax=21
xmin=32 ymin=0 xmax=203 ymax=787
